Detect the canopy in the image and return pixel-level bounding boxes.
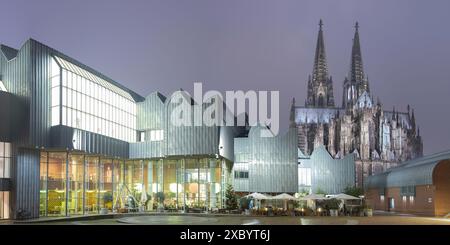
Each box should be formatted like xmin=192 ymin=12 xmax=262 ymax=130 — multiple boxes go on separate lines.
xmin=272 ymin=193 xmax=297 ymax=200
xmin=299 ymin=193 xmax=327 ymax=201
xmin=243 ymin=192 xmax=272 ymax=200
xmin=332 ymin=193 xmax=360 ymax=200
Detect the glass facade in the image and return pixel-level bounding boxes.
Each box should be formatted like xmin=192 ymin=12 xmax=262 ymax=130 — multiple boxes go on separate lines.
xmin=39 ymin=151 xmax=226 ymax=217
xmin=0 ymin=142 xmax=11 ymax=219
xmin=50 ymin=57 xmax=137 ymax=142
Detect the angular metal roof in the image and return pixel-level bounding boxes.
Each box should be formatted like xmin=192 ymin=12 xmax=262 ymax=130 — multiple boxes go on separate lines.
xmin=0 ymin=44 xmax=18 ymax=60
xmin=53 ymin=55 xmax=136 ymax=101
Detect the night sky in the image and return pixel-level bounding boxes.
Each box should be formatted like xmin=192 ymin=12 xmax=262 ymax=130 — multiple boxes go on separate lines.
xmin=1 ymin=0 xmax=449 ymax=155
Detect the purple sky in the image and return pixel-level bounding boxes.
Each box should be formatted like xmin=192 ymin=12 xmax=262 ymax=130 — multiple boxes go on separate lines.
xmin=1 ymin=0 xmax=450 ymax=154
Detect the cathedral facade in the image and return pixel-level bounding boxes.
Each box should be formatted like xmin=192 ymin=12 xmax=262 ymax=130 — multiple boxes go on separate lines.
xmin=295 ymin=20 xmax=423 ymax=188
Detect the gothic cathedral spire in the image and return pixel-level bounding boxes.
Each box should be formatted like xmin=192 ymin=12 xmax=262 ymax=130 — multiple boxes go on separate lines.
xmin=349 ymin=22 xmax=364 ymax=84
xmin=313 ymin=19 xmax=328 ymax=84
xmin=343 ymin=21 xmax=370 ymax=109
xmin=306 ymin=19 xmax=335 ymax=108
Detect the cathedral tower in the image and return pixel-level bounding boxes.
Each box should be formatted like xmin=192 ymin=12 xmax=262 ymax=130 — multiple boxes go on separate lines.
xmin=343 ymin=22 xmax=371 ymax=109
xmin=305 ymin=19 xmax=335 ymax=108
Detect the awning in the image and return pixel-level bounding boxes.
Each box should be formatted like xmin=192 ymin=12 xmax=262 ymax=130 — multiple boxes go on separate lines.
xmin=243 ymin=192 xmax=272 ymax=200
xmin=272 ymin=193 xmax=297 ymax=200
xmin=299 ymin=193 xmax=326 ymax=200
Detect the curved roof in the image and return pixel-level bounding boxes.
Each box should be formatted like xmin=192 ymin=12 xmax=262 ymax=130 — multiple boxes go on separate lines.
xmin=366 ymin=150 xmax=450 ymax=189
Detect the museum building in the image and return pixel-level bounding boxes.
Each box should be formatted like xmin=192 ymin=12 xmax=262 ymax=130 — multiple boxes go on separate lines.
xmin=0 ymin=39 xmax=299 ymax=219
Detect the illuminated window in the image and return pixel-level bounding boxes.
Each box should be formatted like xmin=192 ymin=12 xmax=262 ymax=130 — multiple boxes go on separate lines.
xmin=402 ymin=196 xmax=407 ymax=202
xmin=409 ymin=196 xmax=414 ymax=204
xmin=51 ymin=56 xmax=137 ymax=142
xmin=380 ymin=195 xmax=385 ymax=202
xmin=139 ymin=132 xmax=145 ymax=142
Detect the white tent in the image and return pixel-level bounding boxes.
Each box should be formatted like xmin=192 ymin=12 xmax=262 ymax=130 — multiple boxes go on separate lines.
xmin=243 ymin=192 xmax=272 ymax=200
xmin=272 ymin=193 xmax=297 ymax=200
xmin=332 ymin=193 xmax=360 ymax=200
xmin=299 ymin=193 xmax=327 ymax=201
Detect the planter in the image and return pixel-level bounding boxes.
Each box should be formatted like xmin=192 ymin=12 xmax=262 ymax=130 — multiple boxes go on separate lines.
xmin=365 ymin=209 xmax=373 ymax=217
xmin=329 ymin=209 xmax=339 ymax=217
xmin=157 ymin=204 xmax=165 ymax=213
xmin=100 ymin=208 xmax=108 ymax=215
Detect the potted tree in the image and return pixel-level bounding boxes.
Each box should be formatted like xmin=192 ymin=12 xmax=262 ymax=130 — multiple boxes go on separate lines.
xmin=100 ymin=192 xmax=113 ymax=215
xmin=155 ymin=192 xmax=165 ymax=212
xmin=326 ymin=198 xmax=340 ymax=217
xmin=363 ymin=203 xmax=373 ymax=217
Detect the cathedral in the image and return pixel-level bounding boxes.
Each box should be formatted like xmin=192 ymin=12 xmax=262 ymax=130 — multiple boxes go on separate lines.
xmin=295 ymin=20 xmax=423 ymax=188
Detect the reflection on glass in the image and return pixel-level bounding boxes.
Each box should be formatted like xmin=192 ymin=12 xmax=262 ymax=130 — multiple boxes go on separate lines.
xmin=47 ymin=152 xmax=66 ymax=216
xmin=68 ymin=154 xmax=84 ymax=215
xmin=100 ymin=159 xmax=113 ymax=211
xmin=85 ymin=156 xmax=99 ymax=214
xmin=38 ymin=152 xmax=225 ymax=217
xmin=39 ymin=152 xmax=48 ymax=216
xmin=163 ymin=160 xmax=178 ymax=209
xmin=184 ymin=159 xmax=199 ymax=208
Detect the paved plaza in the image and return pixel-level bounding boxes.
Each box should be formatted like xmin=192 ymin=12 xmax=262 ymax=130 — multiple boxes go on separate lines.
xmin=6 ymin=213 xmax=449 ymax=225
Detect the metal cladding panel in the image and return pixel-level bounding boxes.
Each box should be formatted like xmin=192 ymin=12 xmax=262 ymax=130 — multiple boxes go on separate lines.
xmin=29 ymin=40 xmax=53 ymax=147
xmin=14 ymin=148 xmax=40 ymax=219
xmin=386 ymin=163 xmax=437 ymax=187
xmin=232 ymin=163 xmax=249 ymax=192
xmin=234 ymin=137 xmax=249 ymax=154
xmin=129 ymin=141 xmax=164 ymax=159
xmin=0 ymin=42 xmax=31 ymax=146
xmin=304 ymin=145 xmax=355 ymax=194
xmin=0 ymin=91 xmax=13 ymax=141
xmin=50 ymin=125 xmax=129 ymax=158
xmin=0 ymin=40 xmax=55 ymax=147
xmin=244 ymin=126 xmax=298 ymax=193
xmin=132 ymin=91 xmax=223 ymax=158
xmin=137 ymin=92 xmax=166 ymax=131
xmin=366 ymin=150 xmax=450 ymax=189
xmin=365 ymin=172 xmax=388 ymax=190
xmin=170 ymin=91 xmax=220 ymax=156
xmin=218 ymin=126 xmax=236 ymax=162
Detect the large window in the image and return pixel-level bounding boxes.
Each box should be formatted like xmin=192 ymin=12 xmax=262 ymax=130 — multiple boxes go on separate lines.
xmin=0 ymin=142 xmax=11 ymax=219
xmin=50 ymin=57 xmax=137 ymax=142
xmin=39 ymin=153 xmax=225 ymax=217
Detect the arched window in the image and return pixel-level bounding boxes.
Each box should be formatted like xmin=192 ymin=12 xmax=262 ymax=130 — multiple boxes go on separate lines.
xmin=318 ymin=94 xmax=325 ymax=107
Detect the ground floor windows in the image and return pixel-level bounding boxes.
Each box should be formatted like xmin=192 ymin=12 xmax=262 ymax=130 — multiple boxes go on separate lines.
xmin=39 ymin=151 xmax=227 ymax=217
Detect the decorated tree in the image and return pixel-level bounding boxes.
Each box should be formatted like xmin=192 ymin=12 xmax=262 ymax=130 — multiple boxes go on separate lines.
xmin=225 ymin=184 xmax=238 ymax=210
xmin=344 ymin=186 xmax=364 ymax=197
